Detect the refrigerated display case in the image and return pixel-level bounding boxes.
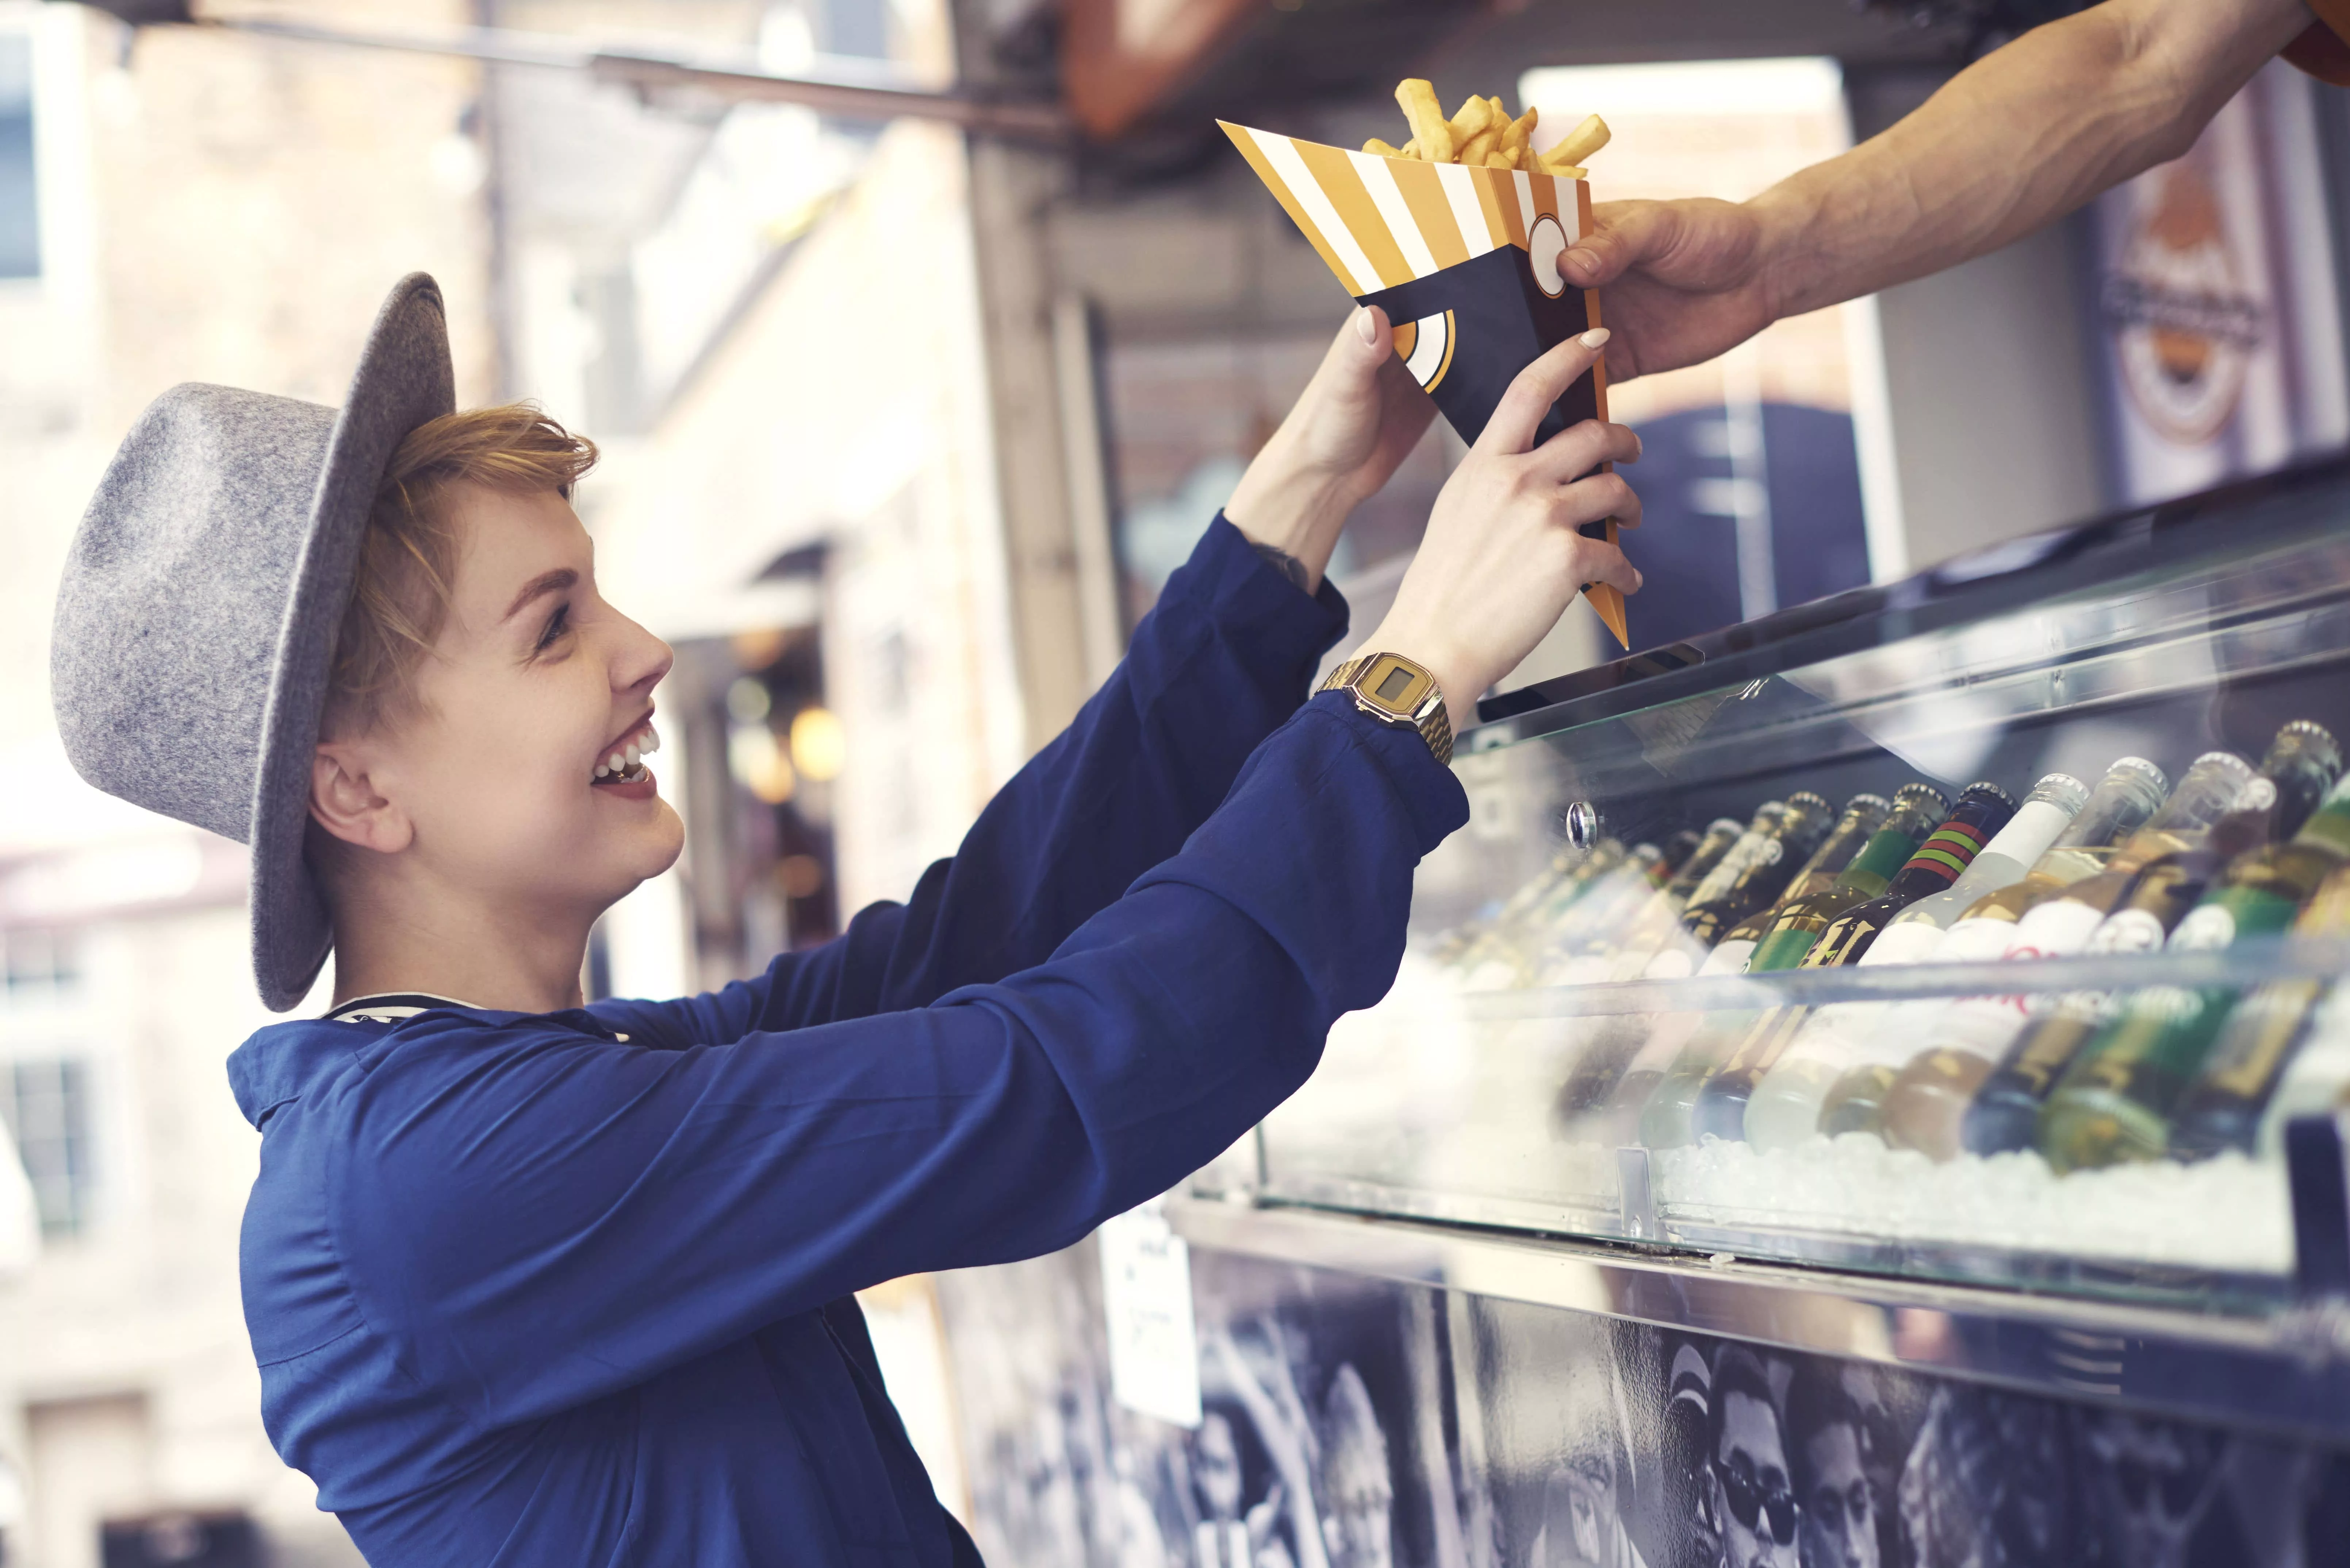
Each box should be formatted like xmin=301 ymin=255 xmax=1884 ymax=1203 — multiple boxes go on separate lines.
xmin=936 ymin=460 xmax=2350 ymax=1568
xmin=1210 ymin=453 xmax=2350 ymax=1310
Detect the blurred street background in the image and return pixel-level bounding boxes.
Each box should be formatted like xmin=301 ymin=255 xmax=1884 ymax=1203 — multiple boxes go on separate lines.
xmin=0 ymin=0 xmax=2343 ymax=1563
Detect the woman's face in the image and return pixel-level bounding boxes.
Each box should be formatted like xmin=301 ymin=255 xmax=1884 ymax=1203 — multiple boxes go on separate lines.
xmin=322 ymin=484 xmax=683 ymax=922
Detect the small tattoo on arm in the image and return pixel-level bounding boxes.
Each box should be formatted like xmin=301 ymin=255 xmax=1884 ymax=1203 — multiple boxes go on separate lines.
xmin=1251 ymin=542 xmax=1312 ymax=592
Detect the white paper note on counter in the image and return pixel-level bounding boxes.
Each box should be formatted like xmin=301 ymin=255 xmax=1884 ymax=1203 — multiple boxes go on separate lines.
xmin=1097 ymin=1198 xmax=1202 ymax=1427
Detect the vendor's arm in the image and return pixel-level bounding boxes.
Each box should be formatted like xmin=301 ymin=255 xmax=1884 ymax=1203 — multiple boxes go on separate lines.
xmin=336 ymin=338 xmax=1641 ymax=1427
xmin=1565 ymin=0 xmax=2318 ymax=382
xmin=603 ymin=311 xmax=1437 ymax=1037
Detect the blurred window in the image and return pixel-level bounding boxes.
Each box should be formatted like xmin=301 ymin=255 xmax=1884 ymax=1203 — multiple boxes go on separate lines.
xmin=2 ymin=1058 xmax=91 ymax=1237
xmin=4 ymin=927 xmax=80 ymax=999
xmin=0 ymin=31 xmax=34 ymax=280
xmin=1520 ymin=59 xmax=1883 ymax=647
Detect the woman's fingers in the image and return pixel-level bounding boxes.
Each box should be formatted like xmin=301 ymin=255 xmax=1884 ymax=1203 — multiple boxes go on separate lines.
xmin=1523 ymin=418 xmax=1643 ymax=485
xmin=1477 ymin=328 xmax=1610 ymax=456
xmin=1569 ymin=529 xmax=1643 ymax=597
xmin=1565 ymin=468 xmax=1643 ymax=533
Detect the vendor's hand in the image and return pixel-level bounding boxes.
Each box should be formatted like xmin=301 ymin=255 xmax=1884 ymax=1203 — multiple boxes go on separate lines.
xmin=1354 ymin=328 xmax=1642 ymax=735
xmin=1558 ymin=197 xmax=1779 ymax=382
xmin=1223 ymin=306 xmax=1437 ymax=591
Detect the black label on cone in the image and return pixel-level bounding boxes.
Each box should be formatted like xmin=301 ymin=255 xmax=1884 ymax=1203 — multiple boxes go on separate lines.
xmin=1355 ymin=244 xmax=1601 ymax=449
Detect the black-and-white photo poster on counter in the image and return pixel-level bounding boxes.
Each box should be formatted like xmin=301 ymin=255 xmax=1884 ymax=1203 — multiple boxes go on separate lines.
xmin=934 ymin=1242 xmax=2350 ymax=1568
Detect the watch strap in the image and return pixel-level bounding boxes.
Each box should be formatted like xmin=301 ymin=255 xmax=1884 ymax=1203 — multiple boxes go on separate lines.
xmin=1319 ymin=654 xmax=1454 ymax=767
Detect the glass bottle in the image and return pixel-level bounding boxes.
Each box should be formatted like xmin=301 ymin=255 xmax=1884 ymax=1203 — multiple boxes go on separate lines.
xmin=1948 ymin=728 xmax=2338 ymax=1157
xmin=1639 ymin=788 xmax=1950 ymax=1149
xmin=1458 ymin=840 xmax=1631 ymax=989
xmin=1676 ymin=791 xmax=1837 ymax=946
xmin=1808 ymin=757 xmax=2170 ymax=1140
xmin=1690 ymin=784 xmax=2016 ymax=1144
xmin=1669 ymin=793 xmax=1836 ymax=954
xmin=1931 ymin=757 xmax=2170 ymax=940
xmin=1735 ymin=784 xmax=1951 ymax=969
xmin=1550 ymin=800 xmax=1883 ymax=1131
xmin=2038 ymin=770 xmax=2350 ymax=1172
xmin=1595 ymin=817 xmax=1753 ymax=980
xmin=1533 ymin=842 xmax=1675 ymax=983
xmin=2171 ymin=862 xmax=2350 ymax=1160
xmin=1857 ymin=772 xmax=2093 ymax=965
xmin=1740 ymin=772 xmax=2091 ymax=1152
xmin=1693 ymin=795 xmax=1891 ymax=976
xmin=1769 ymin=783 xmax=2017 ymax=972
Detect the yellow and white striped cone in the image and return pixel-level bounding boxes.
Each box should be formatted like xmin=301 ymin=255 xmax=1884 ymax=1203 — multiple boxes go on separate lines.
xmin=1219 ymin=120 xmax=1628 ymax=649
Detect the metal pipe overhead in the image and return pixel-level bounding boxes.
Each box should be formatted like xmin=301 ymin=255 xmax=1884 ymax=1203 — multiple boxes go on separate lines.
xmin=48 ymin=1 xmax=1071 ymax=139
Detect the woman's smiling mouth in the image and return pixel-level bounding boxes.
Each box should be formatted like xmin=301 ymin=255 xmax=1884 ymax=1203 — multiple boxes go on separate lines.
xmin=592 ymin=719 xmax=661 ymax=786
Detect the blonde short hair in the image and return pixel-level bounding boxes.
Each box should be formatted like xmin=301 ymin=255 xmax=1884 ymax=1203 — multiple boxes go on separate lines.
xmin=325 ymin=403 xmax=597 ymax=733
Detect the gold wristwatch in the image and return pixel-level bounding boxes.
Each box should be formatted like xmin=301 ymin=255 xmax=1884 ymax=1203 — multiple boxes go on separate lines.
xmin=1319 ymin=653 xmax=1453 ymax=766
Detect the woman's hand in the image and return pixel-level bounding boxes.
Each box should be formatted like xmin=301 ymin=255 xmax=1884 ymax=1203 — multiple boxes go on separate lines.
xmin=1223 ymin=306 xmax=1437 ymax=591
xmin=1353 ymin=328 xmax=1642 ymax=735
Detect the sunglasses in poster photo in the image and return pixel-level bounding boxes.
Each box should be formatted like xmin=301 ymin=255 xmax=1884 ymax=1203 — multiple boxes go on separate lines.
xmin=1713 ymin=1452 xmax=1800 ymax=1547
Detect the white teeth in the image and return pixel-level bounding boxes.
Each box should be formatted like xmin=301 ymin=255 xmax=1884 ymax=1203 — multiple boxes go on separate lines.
xmin=594 ymin=762 xmax=609 ymax=779
xmin=608 ymin=752 xmax=626 ymax=773
xmin=643 ymin=726 xmax=660 ymax=755
xmin=625 ymin=741 xmax=641 ymax=767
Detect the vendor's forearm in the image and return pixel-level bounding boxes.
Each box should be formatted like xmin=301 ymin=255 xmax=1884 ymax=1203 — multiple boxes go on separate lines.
xmin=1756 ymin=0 xmax=2313 ymax=321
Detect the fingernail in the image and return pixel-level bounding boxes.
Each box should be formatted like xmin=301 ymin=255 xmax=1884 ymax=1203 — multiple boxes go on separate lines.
xmin=1633 ymin=432 xmax=1645 ymax=459
xmin=1355 ymin=307 xmax=1378 ymax=346
xmin=1565 ymin=247 xmax=1600 ymax=274
xmin=1633 ymin=569 xmax=1645 ymax=592
xmin=1579 ymin=327 xmax=1610 ymax=350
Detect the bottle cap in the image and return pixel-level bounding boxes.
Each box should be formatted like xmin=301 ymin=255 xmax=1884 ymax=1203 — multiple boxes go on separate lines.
xmin=1959 ymin=780 xmax=2017 ymax=807
xmin=1704 ymin=818 xmax=1744 ymax=838
xmin=1843 ymin=793 xmax=1891 ymax=815
xmin=1785 ymin=792 xmax=1832 ymax=818
xmin=1891 ymin=781 xmax=1950 ymax=814
xmin=2026 ymin=772 xmax=2088 ymax=811
xmin=2187 ymin=751 xmax=2255 ymax=782
xmin=2276 ymin=719 xmax=2343 ymax=770
xmin=2102 ymin=756 xmax=2168 ymax=795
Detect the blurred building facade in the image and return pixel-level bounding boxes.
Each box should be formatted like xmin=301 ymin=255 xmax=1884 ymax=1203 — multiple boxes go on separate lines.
xmin=0 ymin=2 xmax=492 ymax=1563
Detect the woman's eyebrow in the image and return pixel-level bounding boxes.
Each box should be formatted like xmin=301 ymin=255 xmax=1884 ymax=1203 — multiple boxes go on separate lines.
xmin=502 ymin=568 xmax=578 ymax=622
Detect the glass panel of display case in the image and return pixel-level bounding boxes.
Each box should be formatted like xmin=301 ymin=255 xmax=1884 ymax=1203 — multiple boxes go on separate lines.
xmin=1253 ymin=465 xmax=2350 ymax=1310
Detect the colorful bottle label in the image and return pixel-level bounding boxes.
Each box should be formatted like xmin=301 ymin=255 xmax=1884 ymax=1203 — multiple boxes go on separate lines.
xmin=1748 ymin=925 xmax=1821 ymax=972
xmin=1899 ymin=821 xmax=1989 ymax=883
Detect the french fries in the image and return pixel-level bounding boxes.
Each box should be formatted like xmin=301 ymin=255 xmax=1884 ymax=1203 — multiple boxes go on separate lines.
xmin=1365 ymin=79 xmax=1607 ymax=177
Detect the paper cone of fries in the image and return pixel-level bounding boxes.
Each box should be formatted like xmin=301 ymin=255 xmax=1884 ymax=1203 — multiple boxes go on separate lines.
xmin=1219 ymin=120 xmax=1628 ymax=649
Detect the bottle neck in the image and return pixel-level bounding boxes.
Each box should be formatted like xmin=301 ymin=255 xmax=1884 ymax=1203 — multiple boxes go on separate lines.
xmin=2293 ymin=800 xmax=2350 ymax=860
xmin=1835 ymin=825 xmax=1923 ymax=897
xmin=1886 ymin=816 xmax=1994 ymax=897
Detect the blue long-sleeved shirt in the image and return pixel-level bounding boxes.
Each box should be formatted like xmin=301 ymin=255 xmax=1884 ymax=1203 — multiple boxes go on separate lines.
xmin=226 ymin=516 xmax=1469 ymax=1565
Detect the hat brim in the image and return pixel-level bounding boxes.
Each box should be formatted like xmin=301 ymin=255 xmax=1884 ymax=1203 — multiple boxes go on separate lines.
xmin=247 ymin=273 xmax=456 ymax=1011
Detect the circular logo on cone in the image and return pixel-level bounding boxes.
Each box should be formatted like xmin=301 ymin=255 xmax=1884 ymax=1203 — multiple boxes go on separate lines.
xmin=2101 ymin=163 xmax=2263 ymax=445
xmin=1529 ymin=214 xmax=1569 ymax=299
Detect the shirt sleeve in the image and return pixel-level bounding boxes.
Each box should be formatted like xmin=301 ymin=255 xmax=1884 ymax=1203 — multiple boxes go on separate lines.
xmin=593 ymin=515 xmax=1350 ymax=1048
xmin=329 ymin=697 xmax=1467 ymax=1428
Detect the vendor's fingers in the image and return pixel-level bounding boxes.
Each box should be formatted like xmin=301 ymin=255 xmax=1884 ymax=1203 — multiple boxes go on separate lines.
xmin=1525 ymin=419 xmax=1642 ymax=484
xmin=1478 ymin=328 xmax=1609 ymax=455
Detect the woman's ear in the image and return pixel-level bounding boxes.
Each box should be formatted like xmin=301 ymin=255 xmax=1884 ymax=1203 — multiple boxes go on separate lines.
xmin=310 ymin=742 xmax=413 ymax=854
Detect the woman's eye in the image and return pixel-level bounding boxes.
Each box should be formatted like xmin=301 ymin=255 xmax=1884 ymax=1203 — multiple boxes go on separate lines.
xmin=535 ymin=603 xmax=571 ymax=652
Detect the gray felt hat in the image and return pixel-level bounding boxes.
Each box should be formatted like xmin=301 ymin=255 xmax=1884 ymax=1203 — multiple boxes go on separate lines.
xmin=51 ymin=273 xmax=456 ymax=1012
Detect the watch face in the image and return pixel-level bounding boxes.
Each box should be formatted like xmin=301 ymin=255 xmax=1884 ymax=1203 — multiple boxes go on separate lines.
xmin=1361 ymin=655 xmax=1435 ymax=717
